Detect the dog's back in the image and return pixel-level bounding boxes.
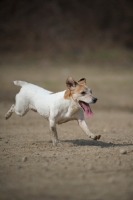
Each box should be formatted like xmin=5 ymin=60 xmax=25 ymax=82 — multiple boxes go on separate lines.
xmin=14 ymin=80 xmax=52 ymax=95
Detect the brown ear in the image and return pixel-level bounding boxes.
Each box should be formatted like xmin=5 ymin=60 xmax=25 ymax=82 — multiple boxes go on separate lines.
xmin=66 ymin=77 xmax=77 ymax=90
xmin=78 ymin=78 xmax=86 ymax=85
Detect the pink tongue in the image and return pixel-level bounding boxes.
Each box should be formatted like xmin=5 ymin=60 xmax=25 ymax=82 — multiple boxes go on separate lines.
xmin=81 ymin=102 xmax=93 ymax=118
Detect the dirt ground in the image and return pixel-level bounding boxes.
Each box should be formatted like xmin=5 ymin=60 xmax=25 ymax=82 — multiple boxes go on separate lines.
xmin=0 ymin=53 xmax=133 ymax=200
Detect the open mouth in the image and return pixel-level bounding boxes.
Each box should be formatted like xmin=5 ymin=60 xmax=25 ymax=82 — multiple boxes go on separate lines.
xmin=79 ymin=101 xmax=93 ymax=118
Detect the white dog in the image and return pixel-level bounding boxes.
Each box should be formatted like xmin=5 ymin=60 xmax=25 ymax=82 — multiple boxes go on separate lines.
xmin=5 ymin=77 xmax=101 ymax=146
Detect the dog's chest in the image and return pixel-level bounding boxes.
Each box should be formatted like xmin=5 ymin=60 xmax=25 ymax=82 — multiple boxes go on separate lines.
xmin=55 ymin=101 xmax=79 ymax=124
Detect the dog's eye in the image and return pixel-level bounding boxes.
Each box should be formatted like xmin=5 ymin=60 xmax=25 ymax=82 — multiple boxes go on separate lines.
xmin=81 ymin=91 xmax=86 ymax=95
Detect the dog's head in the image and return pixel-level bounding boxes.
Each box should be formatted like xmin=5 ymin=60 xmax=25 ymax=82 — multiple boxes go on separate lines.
xmin=64 ymin=77 xmax=97 ymax=117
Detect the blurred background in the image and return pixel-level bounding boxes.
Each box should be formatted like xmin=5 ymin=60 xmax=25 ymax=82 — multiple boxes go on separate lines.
xmin=0 ymin=0 xmax=133 ymax=52
xmin=0 ymin=0 xmax=133 ymax=56
xmin=0 ymin=0 xmax=133 ymax=111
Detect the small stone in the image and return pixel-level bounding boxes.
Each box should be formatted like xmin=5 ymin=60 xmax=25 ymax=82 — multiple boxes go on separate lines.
xmin=108 ymin=177 xmax=115 ymax=183
xmin=22 ymin=156 xmax=27 ymax=162
xmin=117 ymin=161 xmax=121 ymax=165
xmin=88 ymin=164 xmax=93 ymax=170
xmin=79 ymin=173 xmax=85 ymax=179
xmin=18 ymin=166 xmax=23 ymax=169
xmin=120 ymin=149 xmax=127 ymax=154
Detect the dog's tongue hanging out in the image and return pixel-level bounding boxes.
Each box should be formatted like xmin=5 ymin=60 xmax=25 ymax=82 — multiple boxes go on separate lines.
xmin=79 ymin=101 xmax=93 ymax=118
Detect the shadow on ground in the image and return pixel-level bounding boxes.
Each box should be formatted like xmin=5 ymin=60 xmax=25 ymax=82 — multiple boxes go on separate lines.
xmin=63 ymin=139 xmax=133 ymax=148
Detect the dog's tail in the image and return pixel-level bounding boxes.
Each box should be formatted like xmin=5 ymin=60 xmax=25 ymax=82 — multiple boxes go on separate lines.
xmin=13 ymin=80 xmax=28 ymax=87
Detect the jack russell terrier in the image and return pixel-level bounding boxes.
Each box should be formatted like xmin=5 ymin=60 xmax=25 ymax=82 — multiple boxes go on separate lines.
xmin=5 ymin=77 xmax=101 ymax=146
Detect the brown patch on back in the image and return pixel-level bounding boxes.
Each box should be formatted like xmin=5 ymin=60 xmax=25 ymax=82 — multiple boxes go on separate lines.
xmin=64 ymin=89 xmax=71 ymax=99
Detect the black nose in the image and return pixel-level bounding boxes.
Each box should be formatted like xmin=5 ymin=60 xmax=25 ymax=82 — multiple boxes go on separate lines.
xmin=92 ymin=97 xmax=98 ymax=103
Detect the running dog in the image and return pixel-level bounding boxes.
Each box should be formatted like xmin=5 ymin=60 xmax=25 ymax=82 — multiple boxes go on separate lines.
xmin=5 ymin=77 xmax=101 ymax=145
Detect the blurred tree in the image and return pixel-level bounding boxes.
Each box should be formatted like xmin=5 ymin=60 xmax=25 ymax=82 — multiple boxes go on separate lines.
xmin=0 ymin=0 xmax=133 ymax=52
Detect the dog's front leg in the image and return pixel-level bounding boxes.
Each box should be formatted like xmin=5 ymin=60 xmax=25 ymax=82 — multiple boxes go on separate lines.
xmin=78 ymin=119 xmax=101 ymax=140
xmin=49 ymin=119 xmax=61 ymax=146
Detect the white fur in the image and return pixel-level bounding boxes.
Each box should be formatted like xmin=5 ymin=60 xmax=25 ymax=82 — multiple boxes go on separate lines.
xmin=5 ymin=80 xmax=101 ymax=145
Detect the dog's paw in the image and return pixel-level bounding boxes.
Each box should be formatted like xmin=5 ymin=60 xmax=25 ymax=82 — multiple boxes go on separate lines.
xmin=90 ymin=135 xmax=101 ymax=140
xmin=93 ymin=135 xmax=101 ymax=140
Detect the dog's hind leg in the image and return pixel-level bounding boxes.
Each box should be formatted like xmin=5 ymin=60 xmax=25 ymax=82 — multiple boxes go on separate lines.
xmin=5 ymin=101 xmax=29 ymax=120
xmin=5 ymin=104 xmax=15 ymax=119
